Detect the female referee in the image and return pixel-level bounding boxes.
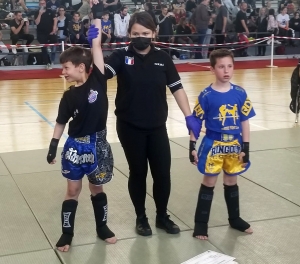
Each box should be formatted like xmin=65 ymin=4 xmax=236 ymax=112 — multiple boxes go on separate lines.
xmin=88 ymin=11 xmax=198 ymax=237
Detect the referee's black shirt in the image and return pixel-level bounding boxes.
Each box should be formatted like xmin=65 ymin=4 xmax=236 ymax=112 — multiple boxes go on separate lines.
xmin=105 ymin=44 xmax=183 ymax=129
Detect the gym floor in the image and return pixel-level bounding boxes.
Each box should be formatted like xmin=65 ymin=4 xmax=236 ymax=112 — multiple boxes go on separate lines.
xmin=0 ymin=67 xmax=299 ymax=264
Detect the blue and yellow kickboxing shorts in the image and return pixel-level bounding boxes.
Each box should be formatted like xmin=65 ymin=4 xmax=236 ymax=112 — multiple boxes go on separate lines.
xmin=61 ymin=129 xmax=113 ymax=185
xmin=197 ymin=130 xmax=250 ymax=176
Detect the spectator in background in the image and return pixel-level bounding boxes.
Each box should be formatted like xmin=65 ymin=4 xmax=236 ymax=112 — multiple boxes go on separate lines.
xmin=277 ymin=6 xmax=295 ymax=45
xmin=69 ymin=11 xmax=86 ymax=44
xmin=256 ymin=7 xmax=268 ymax=56
xmin=144 ymin=3 xmax=158 ymax=26
xmin=176 ymin=17 xmax=193 ymax=44
xmin=278 ymin=0 xmax=288 ymax=14
xmin=172 ymin=0 xmax=186 ymax=24
xmin=47 ymin=0 xmax=60 ymax=11
xmin=82 ymin=10 xmax=93 ymax=22
xmin=290 ymin=12 xmax=300 ymax=34
xmin=104 ymin=0 xmax=120 ymax=14
xmin=12 ymin=0 xmax=28 ymax=12
xmin=158 ymin=4 xmax=176 ymax=42
xmin=78 ymin=0 xmax=91 ymax=19
xmin=158 ymin=5 xmax=179 ymax=60
xmin=185 ymin=0 xmax=196 ymax=19
xmin=101 ymin=11 xmax=111 ymax=43
xmin=267 ymin=8 xmax=281 ymax=44
xmin=57 ymin=6 xmax=69 ymax=41
xmin=10 ymin=11 xmax=34 ymax=53
xmin=191 ymin=0 xmax=214 ymax=59
xmin=114 ymin=6 xmax=130 ymax=43
xmin=214 ymin=0 xmax=227 ymax=46
xmin=265 ymin=1 xmax=272 ymax=12
xmin=286 ymin=0 xmax=295 ymax=15
xmin=235 ymin=2 xmax=249 ymax=56
xmin=34 ymin=0 xmax=57 ymax=70
xmin=133 ymin=0 xmax=144 ymax=10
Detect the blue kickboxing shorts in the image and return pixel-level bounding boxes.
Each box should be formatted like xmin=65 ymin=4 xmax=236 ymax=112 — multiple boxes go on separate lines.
xmin=197 ymin=130 xmax=251 ymax=176
xmin=61 ymin=129 xmax=113 ymax=185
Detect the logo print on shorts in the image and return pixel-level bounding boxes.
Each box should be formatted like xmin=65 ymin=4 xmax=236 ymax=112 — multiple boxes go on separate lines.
xmin=88 ymin=90 xmax=98 ymax=103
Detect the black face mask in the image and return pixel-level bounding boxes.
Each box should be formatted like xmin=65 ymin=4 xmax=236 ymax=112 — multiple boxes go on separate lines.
xmin=131 ymin=37 xmax=152 ymax=51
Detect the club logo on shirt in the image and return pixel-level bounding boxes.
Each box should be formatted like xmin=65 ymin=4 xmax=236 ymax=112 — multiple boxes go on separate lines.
xmin=88 ymin=90 xmax=98 ymax=103
xmin=241 ymin=97 xmax=252 ymax=116
xmin=125 ymin=56 xmax=134 ymax=65
xmin=216 ymin=104 xmax=239 ymax=126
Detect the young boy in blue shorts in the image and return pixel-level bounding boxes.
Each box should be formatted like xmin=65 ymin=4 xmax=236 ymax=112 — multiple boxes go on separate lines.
xmin=189 ymin=49 xmax=255 ymax=240
xmin=46 ymin=18 xmax=117 ymax=252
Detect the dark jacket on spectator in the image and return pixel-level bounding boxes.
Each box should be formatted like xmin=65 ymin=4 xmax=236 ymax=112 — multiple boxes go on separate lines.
xmin=191 ymin=3 xmax=210 ymax=30
xmin=68 ymin=20 xmax=84 ymax=36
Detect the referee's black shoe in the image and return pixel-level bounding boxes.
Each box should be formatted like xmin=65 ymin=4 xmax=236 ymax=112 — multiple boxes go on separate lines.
xmin=136 ymin=215 xmax=152 ymax=236
xmin=156 ymin=214 xmax=180 ymax=234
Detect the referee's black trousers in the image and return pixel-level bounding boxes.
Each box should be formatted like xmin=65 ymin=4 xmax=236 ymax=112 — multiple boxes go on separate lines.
xmin=116 ymin=120 xmax=171 ymax=217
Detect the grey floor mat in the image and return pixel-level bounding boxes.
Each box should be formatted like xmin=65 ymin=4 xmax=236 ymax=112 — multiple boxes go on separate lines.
xmin=0 ymin=249 xmax=61 ymax=264
xmin=115 ymin=158 xmax=300 ymax=228
xmin=0 ymin=157 xmax=9 ymax=176
xmin=208 ymin=216 xmax=300 ymax=264
xmin=242 ymin=148 xmax=300 ymax=206
xmin=0 ymin=176 xmax=51 ymax=256
xmin=57 ymin=231 xmax=219 ymax=264
xmin=12 ymin=169 xmax=189 ymax=249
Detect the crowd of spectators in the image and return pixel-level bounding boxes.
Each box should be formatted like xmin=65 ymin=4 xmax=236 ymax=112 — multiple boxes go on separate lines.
xmin=0 ymin=0 xmax=299 ymax=67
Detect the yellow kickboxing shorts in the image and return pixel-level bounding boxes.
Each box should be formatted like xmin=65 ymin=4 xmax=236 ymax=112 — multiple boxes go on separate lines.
xmin=197 ymin=132 xmax=250 ymax=176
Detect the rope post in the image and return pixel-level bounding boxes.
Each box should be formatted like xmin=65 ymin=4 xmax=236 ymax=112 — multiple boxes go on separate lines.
xmin=62 ymin=41 xmax=65 ymax=52
xmin=266 ymin=34 xmax=278 ymax=68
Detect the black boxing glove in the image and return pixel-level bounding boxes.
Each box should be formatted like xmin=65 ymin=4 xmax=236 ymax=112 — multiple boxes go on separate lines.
xmin=189 ymin=140 xmax=196 ymax=162
xmin=47 ymin=138 xmax=59 ymax=164
xmin=241 ymin=142 xmax=249 ymax=163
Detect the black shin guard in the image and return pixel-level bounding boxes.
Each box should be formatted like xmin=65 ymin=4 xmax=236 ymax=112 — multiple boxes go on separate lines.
xmin=193 ymin=184 xmax=214 ymax=237
xmin=224 ymin=184 xmax=250 ymax=232
xmin=56 ymin=199 xmax=78 ymax=247
xmin=91 ymin=192 xmax=115 ymax=241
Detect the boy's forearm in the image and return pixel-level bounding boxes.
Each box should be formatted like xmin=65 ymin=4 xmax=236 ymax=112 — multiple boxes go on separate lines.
xmin=241 ymin=120 xmax=250 ymax=142
xmin=53 ymin=123 xmax=66 ymax=140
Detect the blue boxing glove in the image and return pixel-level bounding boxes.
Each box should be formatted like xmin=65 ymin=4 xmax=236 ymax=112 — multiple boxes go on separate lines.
xmin=185 ymin=115 xmax=202 ymax=140
xmin=87 ymin=24 xmax=99 ymax=48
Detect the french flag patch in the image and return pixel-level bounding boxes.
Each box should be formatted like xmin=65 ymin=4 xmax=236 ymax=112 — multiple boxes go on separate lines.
xmin=125 ymin=56 xmax=134 ymax=65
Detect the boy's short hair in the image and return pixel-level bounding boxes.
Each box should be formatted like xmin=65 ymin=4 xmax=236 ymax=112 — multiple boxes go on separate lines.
xmin=102 ymin=11 xmax=109 ymax=16
xmin=60 ymin=46 xmax=92 ymax=73
xmin=73 ymin=11 xmax=80 ymax=16
xmin=209 ymin=49 xmax=234 ymax=68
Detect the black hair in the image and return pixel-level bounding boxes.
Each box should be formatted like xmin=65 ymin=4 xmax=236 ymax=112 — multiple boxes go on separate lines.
xmin=60 ymin=46 xmax=92 ymax=73
xmin=268 ymin=8 xmax=275 ymax=16
xmin=128 ymin=11 xmax=157 ymax=34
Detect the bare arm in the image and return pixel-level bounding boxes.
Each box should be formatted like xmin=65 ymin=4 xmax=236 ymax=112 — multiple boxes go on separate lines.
xmin=92 ymin=18 xmax=104 ymax=74
xmin=35 ymin=10 xmax=44 ymax=25
xmin=241 ymin=119 xmax=250 ymax=142
xmin=222 ymin=16 xmax=227 ymax=32
xmin=11 ymin=22 xmax=24 ymax=35
xmin=172 ymin=89 xmax=192 ymax=117
xmin=52 ymin=17 xmax=58 ymax=33
xmin=53 ymin=123 xmax=66 ymax=139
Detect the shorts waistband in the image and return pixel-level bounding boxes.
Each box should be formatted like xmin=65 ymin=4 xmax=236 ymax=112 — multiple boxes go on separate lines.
xmin=205 ymin=130 xmax=240 ymax=142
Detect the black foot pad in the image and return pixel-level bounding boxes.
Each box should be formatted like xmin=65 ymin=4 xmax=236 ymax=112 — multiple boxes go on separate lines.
xmin=229 ymin=217 xmax=250 ymax=232
xmin=97 ymin=225 xmax=115 ymax=241
xmin=192 ymin=222 xmax=208 ymax=237
xmin=56 ymin=233 xmax=73 ymax=248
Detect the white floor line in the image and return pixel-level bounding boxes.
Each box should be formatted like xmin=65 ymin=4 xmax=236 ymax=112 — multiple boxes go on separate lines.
xmin=250 ymin=122 xmax=270 ymax=130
